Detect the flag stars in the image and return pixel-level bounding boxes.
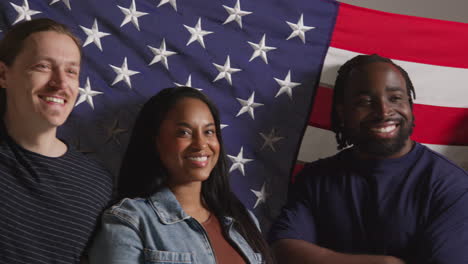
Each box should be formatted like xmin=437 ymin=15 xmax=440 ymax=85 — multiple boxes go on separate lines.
xmin=80 ymin=19 xmax=110 ymax=51
xmin=148 ymin=39 xmax=177 ymax=69
xmin=227 ymin=147 xmax=253 ymax=176
xmin=10 ymin=0 xmax=41 ymax=25
xmin=274 ymin=70 xmax=301 ymax=99
xmin=286 ymin=14 xmax=315 ymax=44
xmin=260 ymin=128 xmax=284 ymax=152
xmin=236 ymin=92 xmax=263 ymax=120
xmin=222 ymin=0 xmax=252 ymax=29
xmin=184 ymin=18 xmax=213 ymax=49
xmin=49 ymin=0 xmax=71 ymax=10
xmin=157 ymin=0 xmax=177 ymax=11
xmin=118 ymin=0 xmax=149 ymax=31
xmin=106 ymin=119 xmax=128 ymax=146
xmin=75 ymin=77 xmax=103 ymax=110
xmin=213 ymin=56 xmax=242 ymax=86
xmin=74 ymin=137 xmax=94 ymax=154
xmin=174 ymin=74 xmax=202 ymax=91
xmin=251 ymin=183 xmax=268 ymax=209
xmin=248 ymin=34 xmax=277 ymax=64
xmin=109 ymin=57 xmax=140 ymax=89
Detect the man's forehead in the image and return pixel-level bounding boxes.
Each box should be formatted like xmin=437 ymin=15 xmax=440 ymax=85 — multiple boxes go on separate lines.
xmin=349 ymin=61 xmax=400 ymax=77
xmin=346 ymin=62 xmax=406 ymax=92
xmin=19 ymin=31 xmax=81 ymax=63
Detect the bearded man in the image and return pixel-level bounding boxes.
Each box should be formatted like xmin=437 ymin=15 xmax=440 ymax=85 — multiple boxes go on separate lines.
xmin=269 ymin=54 xmax=468 ymax=264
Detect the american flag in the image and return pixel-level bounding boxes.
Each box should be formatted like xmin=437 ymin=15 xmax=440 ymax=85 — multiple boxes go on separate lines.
xmin=1 ymin=0 xmax=467 ymax=229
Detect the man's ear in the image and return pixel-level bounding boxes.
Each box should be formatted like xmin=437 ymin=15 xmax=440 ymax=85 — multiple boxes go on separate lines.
xmin=336 ymin=104 xmax=344 ymax=126
xmin=0 ymin=62 xmax=8 ymax=89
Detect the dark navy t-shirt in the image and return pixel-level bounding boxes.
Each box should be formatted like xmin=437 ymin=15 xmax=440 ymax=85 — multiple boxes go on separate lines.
xmin=0 ymin=125 xmax=113 ymax=264
xmin=269 ymin=143 xmax=468 ymax=263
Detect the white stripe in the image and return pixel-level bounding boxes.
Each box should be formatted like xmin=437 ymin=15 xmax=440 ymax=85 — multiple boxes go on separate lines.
xmin=320 ymin=47 xmax=468 ymax=108
xmin=297 ymin=126 xmax=338 ymax=163
xmin=298 ymin=126 xmax=468 ymax=170
xmin=423 ymin=143 xmax=468 ymax=170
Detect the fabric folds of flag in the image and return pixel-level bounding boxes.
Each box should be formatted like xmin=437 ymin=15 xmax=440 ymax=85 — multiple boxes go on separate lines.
xmin=0 ymin=0 xmax=340 ymax=226
xmin=296 ymin=3 xmax=468 ymax=174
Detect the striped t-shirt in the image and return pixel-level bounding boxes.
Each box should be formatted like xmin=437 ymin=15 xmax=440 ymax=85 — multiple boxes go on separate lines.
xmin=0 ymin=129 xmax=113 ymax=264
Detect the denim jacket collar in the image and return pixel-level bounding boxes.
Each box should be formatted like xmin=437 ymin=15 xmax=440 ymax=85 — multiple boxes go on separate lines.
xmin=149 ymin=187 xmax=191 ymax=224
xmin=149 ymin=187 xmax=235 ymax=226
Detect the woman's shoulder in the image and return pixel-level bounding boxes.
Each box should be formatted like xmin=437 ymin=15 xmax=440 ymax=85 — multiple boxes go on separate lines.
xmin=103 ymin=197 xmax=154 ymax=227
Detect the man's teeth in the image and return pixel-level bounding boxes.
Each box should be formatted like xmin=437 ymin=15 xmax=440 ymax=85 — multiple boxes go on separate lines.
xmin=372 ymin=125 xmax=396 ymax=133
xmin=44 ymin=97 xmax=64 ymax=104
xmin=188 ymin=156 xmax=208 ymax=162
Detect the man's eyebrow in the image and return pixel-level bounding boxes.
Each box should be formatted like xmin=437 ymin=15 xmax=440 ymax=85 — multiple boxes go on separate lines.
xmin=68 ymin=61 xmax=80 ymax=67
xmin=34 ymin=56 xmax=80 ymax=66
xmin=351 ymin=90 xmax=371 ymax=96
xmin=386 ymin=86 xmax=405 ymax=92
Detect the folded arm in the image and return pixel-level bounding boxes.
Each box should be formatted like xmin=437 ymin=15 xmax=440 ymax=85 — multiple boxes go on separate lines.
xmin=272 ymin=239 xmax=405 ymax=264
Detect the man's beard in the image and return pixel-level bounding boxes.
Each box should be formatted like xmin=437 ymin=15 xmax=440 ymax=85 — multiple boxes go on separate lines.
xmin=346 ymin=117 xmax=414 ymax=158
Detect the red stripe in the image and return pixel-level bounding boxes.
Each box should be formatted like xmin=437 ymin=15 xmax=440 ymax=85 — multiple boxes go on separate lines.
xmin=291 ymin=164 xmax=305 ymax=183
xmin=309 ymin=86 xmax=333 ymax=129
xmin=309 ymin=86 xmax=468 ymax=146
xmin=332 ymin=3 xmax=468 ymax=68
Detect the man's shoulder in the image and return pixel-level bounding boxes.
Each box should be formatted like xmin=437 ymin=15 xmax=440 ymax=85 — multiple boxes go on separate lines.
xmin=0 ymin=135 xmax=19 ymax=165
xmin=417 ymin=143 xmax=468 ymax=175
xmin=413 ymin=143 xmax=468 ymax=191
xmin=65 ymin=146 xmax=112 ymax=174
xmin=301 ymin=150 xmax=347 ymax=173
xmin=294 ymin=150 xmax=348 ymax=186
xmin=61 ymin=146 xmax=113 ymax=197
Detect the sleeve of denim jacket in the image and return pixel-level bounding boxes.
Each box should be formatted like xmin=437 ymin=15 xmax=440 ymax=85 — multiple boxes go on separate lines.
xmin=88 ymin=209 xmax=145 ymax=264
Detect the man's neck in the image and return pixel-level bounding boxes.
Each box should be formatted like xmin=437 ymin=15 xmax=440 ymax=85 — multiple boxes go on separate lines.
xmin=354 ymin=140 xmax=415 ymax=160
xmin=3 ymin=115 xmax=67 ymax=157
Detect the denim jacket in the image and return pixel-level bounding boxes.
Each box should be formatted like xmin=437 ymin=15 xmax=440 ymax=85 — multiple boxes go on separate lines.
xmin=89 ymin=187 xmax=264 ymax=264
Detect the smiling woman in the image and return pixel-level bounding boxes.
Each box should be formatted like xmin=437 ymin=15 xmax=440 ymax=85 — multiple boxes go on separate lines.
xmin=156 ymin=97 xmax=220 ymax=189
xmin=89 ymin=86 xmax=273 ymax=264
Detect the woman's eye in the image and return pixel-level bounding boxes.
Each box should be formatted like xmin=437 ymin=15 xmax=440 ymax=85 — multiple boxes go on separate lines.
xmin=177 ymin=130 xmax=191 ymax=137
xmin=205 ymin=130 xmax=216 ymax=135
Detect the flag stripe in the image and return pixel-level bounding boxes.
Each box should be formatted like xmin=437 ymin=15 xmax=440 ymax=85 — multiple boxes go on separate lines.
xmin=332 ymin=3 xmax=468 ymax=68
xmin=297 ymin=126 xmax=468 ymax=170
xmin=320 ymin=47 xmax=468 ymax=108
xmin=309 ymin=85 xmax=468 ymax=146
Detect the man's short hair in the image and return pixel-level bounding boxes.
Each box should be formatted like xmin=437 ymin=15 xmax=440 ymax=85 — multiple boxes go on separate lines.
xmin=330 ymin=54 xmax=416 ymax=150
xmin=0 ymin=18 xmax=82 ymax=66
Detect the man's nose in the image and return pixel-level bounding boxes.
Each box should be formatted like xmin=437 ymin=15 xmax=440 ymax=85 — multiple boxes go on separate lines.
xmin=374 ymin=99 xmax=393 ymax=118
xmin=48 ymin=69 xmax=67 ymax=89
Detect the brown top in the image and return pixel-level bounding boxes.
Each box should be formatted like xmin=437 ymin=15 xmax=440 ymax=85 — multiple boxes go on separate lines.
xmin=202 ymin=214 xmax=247 ymax=264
